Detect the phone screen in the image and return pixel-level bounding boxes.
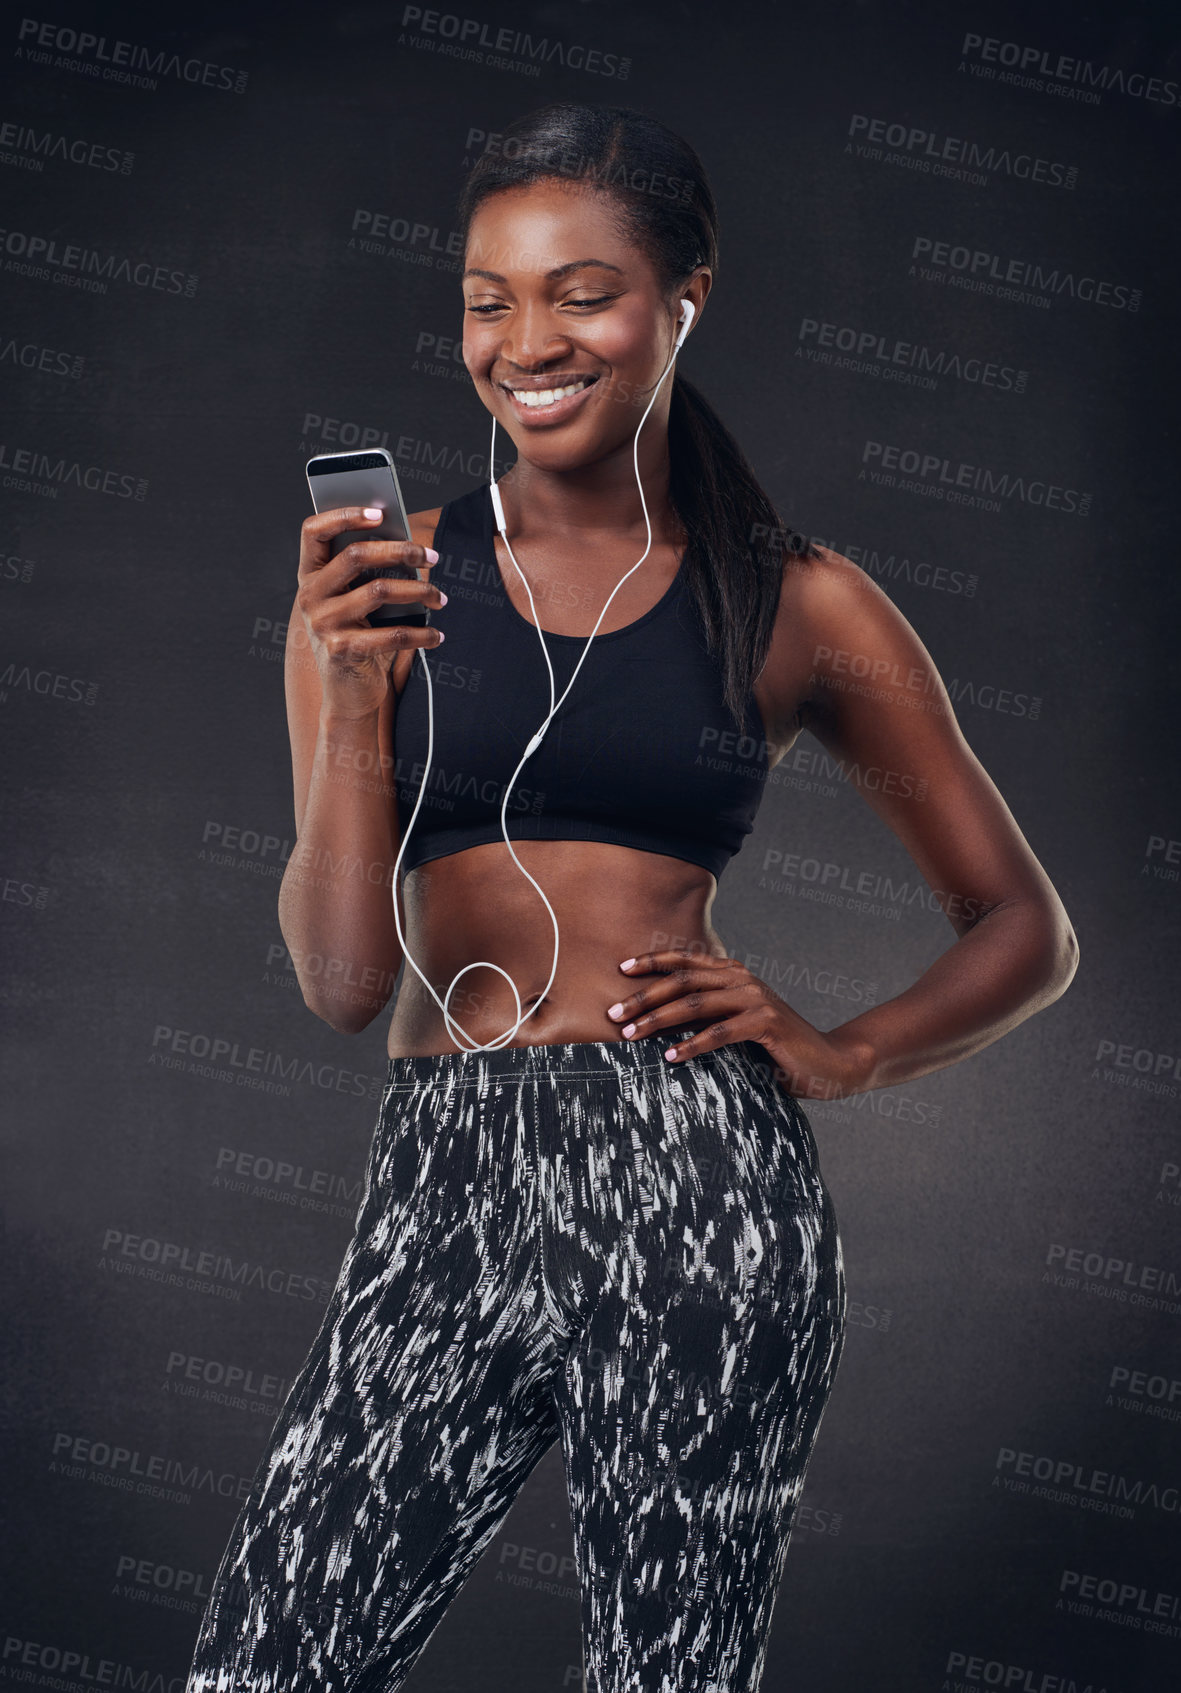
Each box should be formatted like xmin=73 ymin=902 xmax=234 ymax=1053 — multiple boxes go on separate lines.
xmin=306 ymin=449 xmax=425 ymax=628
xmin=307 ymin=449 xmax=411 ymax=553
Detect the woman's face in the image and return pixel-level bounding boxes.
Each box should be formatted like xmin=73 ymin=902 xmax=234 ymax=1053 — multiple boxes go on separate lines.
xmin=462 ymin=178 xmax=707 ymax=474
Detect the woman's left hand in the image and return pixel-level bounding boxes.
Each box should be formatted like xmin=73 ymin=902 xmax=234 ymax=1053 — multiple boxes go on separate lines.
xmin=606 ymin=948 xmax=877 ymax=1099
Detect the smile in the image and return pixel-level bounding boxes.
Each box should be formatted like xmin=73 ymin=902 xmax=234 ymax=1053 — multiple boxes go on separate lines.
xmin=500 ymin=374 xmax=599 ymax=417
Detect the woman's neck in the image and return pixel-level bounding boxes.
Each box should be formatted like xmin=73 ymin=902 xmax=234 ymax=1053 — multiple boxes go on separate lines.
xmin=498 ymin=430 xmax=677 ymax=543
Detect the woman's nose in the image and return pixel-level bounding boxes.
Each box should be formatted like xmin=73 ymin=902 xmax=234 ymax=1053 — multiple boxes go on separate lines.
xmin=500 ymin=304 xmax=572 ymax=368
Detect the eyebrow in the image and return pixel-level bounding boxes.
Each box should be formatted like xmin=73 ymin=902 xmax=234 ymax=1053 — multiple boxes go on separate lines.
xmin=462 ymin=259 xmax=624 ymax=283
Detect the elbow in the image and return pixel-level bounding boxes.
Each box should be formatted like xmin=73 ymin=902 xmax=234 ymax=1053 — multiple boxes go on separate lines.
xmin=972 ymin=891 xmax=1080 ymax=1007
xmin=299 ymin=978 xmax=397 ymax=1036
xmin=276 ymin=903 xmax=401 ymax=1035
xmin=1036 ymin=904 xmax=1080 ymax=1005
xmin=1055 ymin=920 xmax=1080 ymax=999
xmin=307 ymin=1000 xmax=381 ymax=1037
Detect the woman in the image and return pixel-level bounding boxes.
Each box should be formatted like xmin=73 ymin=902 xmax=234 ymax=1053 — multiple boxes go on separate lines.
xmin=187 ymin=102 xmax=1078 ymax=1693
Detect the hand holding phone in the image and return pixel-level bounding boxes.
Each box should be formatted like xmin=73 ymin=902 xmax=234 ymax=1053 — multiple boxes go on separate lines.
xmin=307 ymin=449 xmax=427 ymax=628
xmin=299 ymin=450 xmax=445 ymax=718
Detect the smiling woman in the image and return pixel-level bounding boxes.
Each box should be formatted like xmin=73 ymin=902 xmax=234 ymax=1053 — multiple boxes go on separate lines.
xmin=186 ymin=101 xmax=1078 ymax=1693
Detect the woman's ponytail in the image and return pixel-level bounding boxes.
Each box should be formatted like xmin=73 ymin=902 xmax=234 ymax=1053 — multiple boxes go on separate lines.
xmin=668 ymin=372 xmax=816 ymax=725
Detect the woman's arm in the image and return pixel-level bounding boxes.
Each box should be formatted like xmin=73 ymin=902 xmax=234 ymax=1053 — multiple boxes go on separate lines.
xmin=277 ymin=506 xmax=442 ymax=1035
xmin=790 ymin=548 xmax=1079 ymax=1094
xmin=605 ymin=545 xmax=1078 ymax=1093
xmin=277 ymin=596 xmax=404 ymax=1034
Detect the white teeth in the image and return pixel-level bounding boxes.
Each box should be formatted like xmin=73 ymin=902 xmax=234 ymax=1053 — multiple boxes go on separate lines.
xmin=508 ymin=378 xmax=593 ymax=408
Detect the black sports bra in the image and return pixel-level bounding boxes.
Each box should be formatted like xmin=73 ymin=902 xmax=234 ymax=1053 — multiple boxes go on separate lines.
xmin=392 ymin=483 xmax=770 ymax=879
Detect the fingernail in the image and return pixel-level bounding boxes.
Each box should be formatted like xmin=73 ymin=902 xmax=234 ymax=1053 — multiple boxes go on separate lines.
xmin=607 ymin=1002 xmax=624 ymax=1019
xmin=619 ymin=958 xmax=636 ymax=970
xmin=425 ymin=548 xmax=440 ymax=563
xmin=437 ymin=591 xmax=448 ymax=605
xmin=622 ymin=1024 xmax=637 ymax=1038
xmin=363 ymin=507 xmax=382 ymax=519
xmin=664 ymin=1047 xmax=677 ymax=1061
xmin=434 ymin=630 xmax=446 ymax=643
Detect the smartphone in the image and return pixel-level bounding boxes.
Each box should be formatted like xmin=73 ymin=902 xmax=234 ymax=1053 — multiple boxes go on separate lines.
xmin=305 ymin=447 xmax=428 ymax=628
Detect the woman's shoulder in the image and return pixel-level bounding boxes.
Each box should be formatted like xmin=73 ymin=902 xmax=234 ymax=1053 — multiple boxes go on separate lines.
xmin=778 ymin=542 xmax=900 ymax=635
xmin=407 ymin=479 xmax=491 ymax=553
xmin=771 ymin=539 xmax=953 ymax=736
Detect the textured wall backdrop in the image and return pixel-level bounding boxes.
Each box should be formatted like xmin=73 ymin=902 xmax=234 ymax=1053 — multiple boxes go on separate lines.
xmin=2 ymin=0 xmax=1179 ymax=1689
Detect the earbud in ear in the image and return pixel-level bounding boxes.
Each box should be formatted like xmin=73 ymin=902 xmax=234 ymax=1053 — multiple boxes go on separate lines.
xmin=674 ymin=298 xmax=696 ymax=350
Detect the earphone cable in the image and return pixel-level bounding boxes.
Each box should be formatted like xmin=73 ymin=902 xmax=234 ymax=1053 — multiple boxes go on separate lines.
xmin=388 ymin=307 xmax=690 ymax=1051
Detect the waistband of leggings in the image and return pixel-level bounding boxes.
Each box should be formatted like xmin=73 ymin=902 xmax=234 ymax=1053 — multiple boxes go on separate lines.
xmin=383 ymin=1023 xmax=778 ymax=1092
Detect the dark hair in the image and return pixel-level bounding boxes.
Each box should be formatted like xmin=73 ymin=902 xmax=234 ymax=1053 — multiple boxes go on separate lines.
xmin=456 ymin=101 xmax=818 ymax=728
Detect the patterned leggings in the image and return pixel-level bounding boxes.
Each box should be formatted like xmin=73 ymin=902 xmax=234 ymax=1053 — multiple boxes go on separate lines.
xmin=185 ymin=1024 xmax=847 ymax=1693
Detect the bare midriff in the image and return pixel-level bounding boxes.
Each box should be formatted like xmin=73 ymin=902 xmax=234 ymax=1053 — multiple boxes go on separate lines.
xmin=386 ymin=836 xmax=727 ymax=1057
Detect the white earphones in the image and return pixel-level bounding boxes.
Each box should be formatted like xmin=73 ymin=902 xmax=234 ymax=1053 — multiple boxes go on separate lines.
xmin=675 ymin=295 xmax=695 ymax=348
xmin=390 ymin=296 xmax=696 ymax=1052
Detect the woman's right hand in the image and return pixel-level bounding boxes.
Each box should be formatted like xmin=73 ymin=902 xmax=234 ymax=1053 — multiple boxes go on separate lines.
xmin=296 ymin=506 xmax=446 ymax=718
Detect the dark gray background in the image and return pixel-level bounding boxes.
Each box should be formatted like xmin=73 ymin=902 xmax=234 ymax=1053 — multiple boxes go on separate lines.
xmin=2 ymin=0 xmax=1179 ymax=1687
